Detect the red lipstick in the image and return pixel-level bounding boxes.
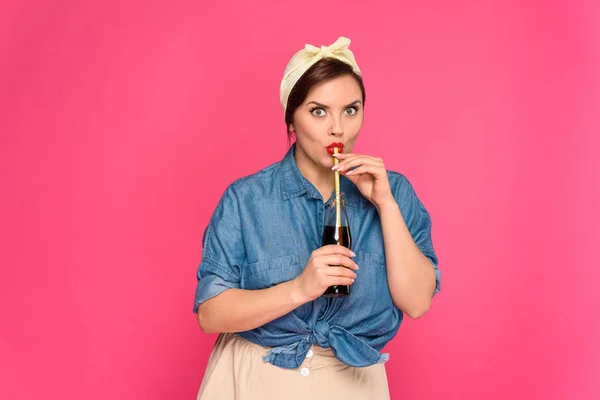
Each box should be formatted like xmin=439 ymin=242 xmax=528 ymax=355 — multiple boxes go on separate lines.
xmin=326 ymin=142 xmax=344 ymax=155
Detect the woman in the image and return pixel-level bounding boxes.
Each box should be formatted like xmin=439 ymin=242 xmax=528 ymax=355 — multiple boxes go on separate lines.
xmin=193 ymin=36 xmax=441 ymax=399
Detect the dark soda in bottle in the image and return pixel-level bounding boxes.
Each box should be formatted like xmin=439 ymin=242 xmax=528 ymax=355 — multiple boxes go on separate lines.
xmin=321 ymin=192 xmax=352 ymax=297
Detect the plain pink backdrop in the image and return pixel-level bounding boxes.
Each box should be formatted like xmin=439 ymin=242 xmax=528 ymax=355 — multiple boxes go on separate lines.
xmin=1 ymin=1 xmax=599 ymax=399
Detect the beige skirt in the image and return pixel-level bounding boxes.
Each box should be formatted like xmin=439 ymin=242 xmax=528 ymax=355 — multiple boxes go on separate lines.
xmin=197 ymin=333 xmax=390 ymax=400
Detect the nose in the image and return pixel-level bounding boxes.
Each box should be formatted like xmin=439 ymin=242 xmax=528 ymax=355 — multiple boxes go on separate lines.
xmin=329 ymin=115 xmax=343 ymax=137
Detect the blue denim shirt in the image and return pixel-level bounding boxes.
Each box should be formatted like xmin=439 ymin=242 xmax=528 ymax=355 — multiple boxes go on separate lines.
xmin=193 ymin=143 xmax=441 ymax=369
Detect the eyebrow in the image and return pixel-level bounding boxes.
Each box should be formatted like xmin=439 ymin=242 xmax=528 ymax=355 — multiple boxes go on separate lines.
xmin=306 ymin=100 xmax=362 ymax=109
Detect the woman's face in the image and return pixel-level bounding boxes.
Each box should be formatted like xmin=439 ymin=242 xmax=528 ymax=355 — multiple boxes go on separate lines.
xmin=290 ymin=75 xmax=364 ymax=170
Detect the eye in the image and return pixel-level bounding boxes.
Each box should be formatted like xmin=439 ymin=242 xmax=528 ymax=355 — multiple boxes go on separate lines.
xmin=344 ymin=107 xmax=358 ymax=116
xmin=310 ymin=108 xmax=326 ymax=117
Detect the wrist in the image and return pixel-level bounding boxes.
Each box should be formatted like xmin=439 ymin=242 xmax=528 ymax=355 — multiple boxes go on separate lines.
xmin=376 ymin=198 xmax=399 ymax=214
xmin=287 ymin=278 xmax=309 ymax=306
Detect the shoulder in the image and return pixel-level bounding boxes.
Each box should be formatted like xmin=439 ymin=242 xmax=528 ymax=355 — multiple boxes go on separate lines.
xmin=385 ymin=169 xmax=427 ymax=210
xmin=224 ymin=160 xmax=282 ymax=197
xmin=213 ymin=160 xmax=283 ymax=213
xmin=385 ymin=170 xmax=412 ymax=194
xmin=208 ymin=161 xmax=282 ymax=224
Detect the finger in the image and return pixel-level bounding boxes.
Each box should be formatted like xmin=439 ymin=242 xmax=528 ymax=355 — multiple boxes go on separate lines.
xmin=326 ymin=276 xmax=356 ymax=287
xmin=331 ymin=152 xmax=352 ymax=159
xmin=320 ymin=255 xmax=359 ymax=270
xmin=315 ymin=245 xmax=356 ymax=258
xmin=323 ymin=266 xmax=358 ymax=279
xmin=332 ymin=152 xmax=378 ymax=161
xmin=332 ymin=156 xmax=383 ymax=172
xmin=332 ymin=153 xmax=382 ymax=162
xmin=331 ymin=153 xmax=364 ymax=164
xmin=343 ymin=164 xmax=385 ymax=177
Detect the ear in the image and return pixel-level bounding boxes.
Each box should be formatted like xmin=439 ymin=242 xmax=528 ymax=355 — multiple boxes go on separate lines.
xmin=288 ymin=124 xmax=295 ymax=133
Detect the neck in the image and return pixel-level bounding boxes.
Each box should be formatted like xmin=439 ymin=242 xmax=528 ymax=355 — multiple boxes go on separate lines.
xmin=294 ymin=146 xmax=335 ymax=201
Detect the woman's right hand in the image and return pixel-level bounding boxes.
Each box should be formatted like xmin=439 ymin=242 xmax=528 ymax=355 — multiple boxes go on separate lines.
xmin=292 ymin=245 xmax=359 ymax=303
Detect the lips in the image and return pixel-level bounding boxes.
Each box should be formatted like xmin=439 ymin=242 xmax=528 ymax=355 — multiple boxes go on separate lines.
xmin=326 ymin=142 xmax=344 ymax=155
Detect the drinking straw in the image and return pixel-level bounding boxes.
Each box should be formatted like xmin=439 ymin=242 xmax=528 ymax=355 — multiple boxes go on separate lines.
xmin=334 ymin=147 xmax=341 ymax=227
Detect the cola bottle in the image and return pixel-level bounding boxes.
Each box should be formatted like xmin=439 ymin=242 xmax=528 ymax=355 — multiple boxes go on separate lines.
xmin=321 ymin=191 xmax=352 ymax=297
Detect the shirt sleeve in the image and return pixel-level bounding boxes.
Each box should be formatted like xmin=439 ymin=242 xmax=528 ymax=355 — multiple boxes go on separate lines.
xmin=394 ymin=174 xmax=442 ymax=297
xmin=193 ymin=186 xmax=245 ymax=313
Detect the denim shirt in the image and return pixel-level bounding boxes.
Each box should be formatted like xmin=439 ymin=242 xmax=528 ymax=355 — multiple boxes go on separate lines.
xmin=193 ymin=143 xmax=441 ymax=369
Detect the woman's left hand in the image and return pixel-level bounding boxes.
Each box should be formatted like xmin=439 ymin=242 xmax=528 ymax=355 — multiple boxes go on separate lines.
xmin=332 ymin=153 xmax=395 ymax=209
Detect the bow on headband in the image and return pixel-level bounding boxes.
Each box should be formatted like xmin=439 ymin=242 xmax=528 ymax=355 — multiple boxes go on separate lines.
xmin=280 ymin=37 xmax=362 ymax=114
xmin=304 ymin=36 xmax=353 ymax=59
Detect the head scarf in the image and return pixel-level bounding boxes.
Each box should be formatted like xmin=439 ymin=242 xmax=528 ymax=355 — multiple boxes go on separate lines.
xmin=280 ymin=36 xmax=362 ymax=115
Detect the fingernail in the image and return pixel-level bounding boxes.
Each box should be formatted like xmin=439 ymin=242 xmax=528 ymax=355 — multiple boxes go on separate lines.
xmin=350 ymin=251 xmax=356 ymax=257
xmin=332 ymin=153 xmax=339 ymax=157
xmin=355 ymin=264 xmax=359 ymax=270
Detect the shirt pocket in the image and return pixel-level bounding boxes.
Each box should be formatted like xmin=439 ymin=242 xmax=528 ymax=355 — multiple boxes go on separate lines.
xmin=340 ymin=251 xmax=391 ymax=313
xmin=241 ymin=253 xmax=302 ymax=290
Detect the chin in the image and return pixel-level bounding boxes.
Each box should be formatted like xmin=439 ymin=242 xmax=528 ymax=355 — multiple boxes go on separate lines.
xmin=319 ymin=154 xmax=335 ymax=169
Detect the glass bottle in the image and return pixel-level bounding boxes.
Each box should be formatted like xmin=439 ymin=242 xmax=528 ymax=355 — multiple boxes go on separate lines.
xmin=321 ymin=191 xmax=352 ymax=297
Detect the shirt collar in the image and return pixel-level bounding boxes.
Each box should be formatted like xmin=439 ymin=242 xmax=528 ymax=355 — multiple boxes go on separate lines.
xmin=279 ymin=143 xmax=360 ymax=208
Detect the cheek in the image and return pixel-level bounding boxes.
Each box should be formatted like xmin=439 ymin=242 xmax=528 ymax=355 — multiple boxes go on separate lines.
xmin=295 ymin=119 xmax=323 ymax=140
xmin=346 ymin=115 xmax=363 ymax=133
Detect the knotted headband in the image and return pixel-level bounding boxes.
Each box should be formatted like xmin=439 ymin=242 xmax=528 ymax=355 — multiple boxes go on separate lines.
xmin=280 ymin=37 xmax=362 ymax=115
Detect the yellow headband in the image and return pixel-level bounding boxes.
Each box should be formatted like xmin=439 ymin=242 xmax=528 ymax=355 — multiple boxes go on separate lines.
xmin=280 ymin=36 xmax=362 ymax=115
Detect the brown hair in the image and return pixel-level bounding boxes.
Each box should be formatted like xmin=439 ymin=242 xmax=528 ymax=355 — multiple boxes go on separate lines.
xmin=285 ymin=58 xmax=366 ymax=141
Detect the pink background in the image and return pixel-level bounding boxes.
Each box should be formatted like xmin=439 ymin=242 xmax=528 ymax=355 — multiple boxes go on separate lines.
xmin=2 ymin=1 xmax=599 ymax=399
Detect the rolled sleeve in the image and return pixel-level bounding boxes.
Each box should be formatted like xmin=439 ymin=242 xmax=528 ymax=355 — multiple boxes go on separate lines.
xmin=193 ymin=258 xmax=241 ymax=313
xmin=393 ymin=174 xmax=442 ymax=297
xmin=193 ymin=186 xmax=245 ymax=313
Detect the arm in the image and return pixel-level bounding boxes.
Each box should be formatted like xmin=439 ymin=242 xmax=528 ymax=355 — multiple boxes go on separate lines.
xmin=196 ymin=246 xmax=357 ymax=334
xmin=193 ymin=183 xmax=357 ymax=334
xmin=197 ymin=281 xmax=304 ymax=334
xmin=330 ymin=152 xmax=441 ymax=319
xmin=377 ymin=200 xmax=437 ymax=319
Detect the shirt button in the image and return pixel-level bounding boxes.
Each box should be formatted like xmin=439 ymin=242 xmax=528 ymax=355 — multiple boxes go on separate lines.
xmin=301 ymin=367 xmax=310 ymax=376
xmin=306 ymin=349 xmax=314 ymax=358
